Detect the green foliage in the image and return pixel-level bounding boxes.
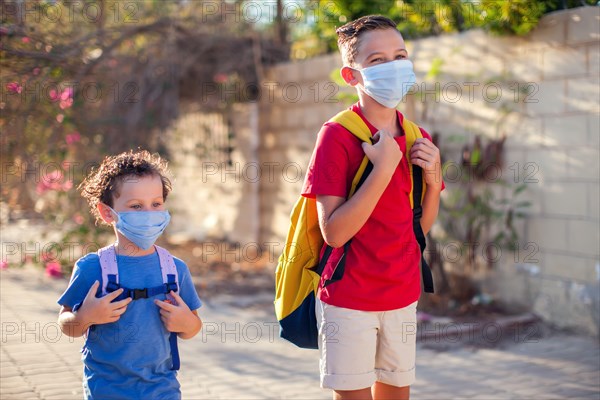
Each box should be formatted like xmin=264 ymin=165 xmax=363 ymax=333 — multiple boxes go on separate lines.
xmin=292 ymin=0 xmax=598 ymax=59
xmin=476 ymin=0 xmax=547 ymax=36
xmin=1 ymin=0 xmax=285 ymax=271
xmin=440 ymin=176 xmax=530 ymax=253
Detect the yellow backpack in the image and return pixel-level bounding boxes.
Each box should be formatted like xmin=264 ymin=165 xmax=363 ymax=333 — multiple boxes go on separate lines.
xmin=274 ymin=109 xmax=434 ymax=349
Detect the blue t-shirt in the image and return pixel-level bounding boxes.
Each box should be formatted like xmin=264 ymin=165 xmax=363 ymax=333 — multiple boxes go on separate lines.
xmin=57 ymin=250 xmax=202 ymax=400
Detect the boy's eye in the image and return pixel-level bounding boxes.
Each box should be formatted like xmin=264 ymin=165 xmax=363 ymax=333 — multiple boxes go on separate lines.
xmin=153 ymin=202 xmax=163 ymax=208
xmin=396 ymin=54 xmax=407 ymax=59
xmin=371 ymin=57 xmax=383 ymax=63
xmin=130 ymin=204 xmax=141 ymax=210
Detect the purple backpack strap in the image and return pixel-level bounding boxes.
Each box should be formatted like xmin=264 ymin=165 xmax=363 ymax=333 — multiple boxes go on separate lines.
xmin=155 ymin=245 xmax=181 ymax=370
xmin=155 ymin=245 xmax=179 ymax=301
xmin=97 ymin=244 xmax=118 ymax=296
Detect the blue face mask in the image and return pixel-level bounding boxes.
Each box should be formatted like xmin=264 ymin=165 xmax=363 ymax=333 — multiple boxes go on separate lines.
xmin=358 ymin=59 xmax=417 ymax=109
xmin=108 ymin=207 xmax=171 ymax=250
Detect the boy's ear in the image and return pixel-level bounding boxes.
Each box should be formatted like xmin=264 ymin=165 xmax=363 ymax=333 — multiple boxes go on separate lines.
xmin=97 ymin=203 xmax=115 ymax=224
xmin=340 ymin=66 xmax=360 ymax=86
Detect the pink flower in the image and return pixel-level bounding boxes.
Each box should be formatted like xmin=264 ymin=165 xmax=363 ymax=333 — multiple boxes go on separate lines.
xmin=36 ymin=168 xmax=73 ymax=194
xmin=60 ymin=87 xmax=73 ymax=100
xmin=59 ymin=98 xmax=73 ymax=109
xmin=213 ymin=73 xmax=228 ymax=83
xmin=73 ymin=213 xmax=85 ymax=225
xmin=46 ymin=169 xmax=63 ymax=182
xmin=0 ymin=261 xmax=8 ymax=270
xmin=62 ymin=180 xmax=73 ymax=190
xmin=49 ymin=89 xmax=59 ymax=101
xmin=22 ymin=37 xmax=30 ymax=44
xmin=41 ymin=251 xmax=55 ymax=262
xmin=6 ymin=82 xmax=22 ymax=94
xmin=45 ymin=262 xmax=62 ymax=278
xmin=66 ymin=132 xmax=81 ymax=144
xmin=33 ymin=67 xmax=40 ymax=75
xmin=56 ymin=114 xmax=64 ymax=123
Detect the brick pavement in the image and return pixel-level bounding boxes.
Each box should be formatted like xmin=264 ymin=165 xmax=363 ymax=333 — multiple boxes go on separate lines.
xmin=1 ymin=268 xmax=599 ymax=399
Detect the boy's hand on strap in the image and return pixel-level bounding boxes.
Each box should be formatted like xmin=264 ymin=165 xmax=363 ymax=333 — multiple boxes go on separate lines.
xmin=410 ymin=138 xmax=442 ymax=191
xmin=361 ymin=130 xmax=402 ymax=176
xmin=77 ymin=281 xmax=132 ymax=325
xmin=155 ymin=291 xmax=202 ymax=338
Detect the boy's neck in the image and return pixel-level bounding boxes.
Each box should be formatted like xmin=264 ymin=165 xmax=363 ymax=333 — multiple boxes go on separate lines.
xmin=358 ymin=96 xmax=402 ymax=137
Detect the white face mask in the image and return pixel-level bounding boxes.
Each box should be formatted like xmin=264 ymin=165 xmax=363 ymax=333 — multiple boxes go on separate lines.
xmin=357 ymin=59 xmax=417 ymax=109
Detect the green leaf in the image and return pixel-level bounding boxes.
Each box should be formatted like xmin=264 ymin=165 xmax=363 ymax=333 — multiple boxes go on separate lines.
xmin=514 ymin=184 xmax=527 ymax=195
xmin=515 ymin=201 xmax=532 ymax=208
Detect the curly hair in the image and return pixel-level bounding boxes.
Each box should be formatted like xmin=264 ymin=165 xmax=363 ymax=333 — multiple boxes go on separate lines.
xmin=79 ymin=150 xmax=172 ymax=225
xmin=336 ymin=15 xmax=399 ymax=67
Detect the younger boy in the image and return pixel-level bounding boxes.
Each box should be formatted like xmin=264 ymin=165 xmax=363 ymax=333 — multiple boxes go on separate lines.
xmin=302 ymin=15 xmax=443 ymax=400
xmin=57 ymin=150 xmax=202 ymax=399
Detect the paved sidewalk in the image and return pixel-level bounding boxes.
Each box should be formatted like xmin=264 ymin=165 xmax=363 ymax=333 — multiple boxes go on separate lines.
xmin=1 ymin=268 xmax=599 ymax=399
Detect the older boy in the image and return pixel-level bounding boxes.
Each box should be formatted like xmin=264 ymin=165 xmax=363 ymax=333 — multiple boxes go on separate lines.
xmin=302 ymin=15 xmax=443 ymax=400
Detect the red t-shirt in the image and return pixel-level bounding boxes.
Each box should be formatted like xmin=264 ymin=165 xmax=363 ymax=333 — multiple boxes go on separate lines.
xmin=302 ymin=103 xmax=442 ymax=311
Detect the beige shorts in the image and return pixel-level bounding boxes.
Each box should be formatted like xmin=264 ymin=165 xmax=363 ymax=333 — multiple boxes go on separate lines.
xmin=316 ymin=298 xmax=418 ymax=391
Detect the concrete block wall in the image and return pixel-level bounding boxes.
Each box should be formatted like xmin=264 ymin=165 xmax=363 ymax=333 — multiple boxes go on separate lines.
xmin=166 ymin=103 xmax=260 ymax=245
xmin=499 ymin=8 xmax=599 ymax=336
xmin=258 ymin=53 xmax=347 ymax=248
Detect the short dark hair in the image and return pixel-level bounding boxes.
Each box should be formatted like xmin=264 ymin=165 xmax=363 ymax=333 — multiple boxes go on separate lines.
xmin=336 ymin=15 xmax=399 ymax=66
xmin=79 ymin=150 xmax=172 ymax=224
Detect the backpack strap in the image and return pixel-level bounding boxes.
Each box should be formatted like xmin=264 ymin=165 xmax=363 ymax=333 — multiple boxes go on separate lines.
xmin=97 ymin=244 xmax=180 ymax=300
xmin=403 ymin=118 xmax=426 ymax=209
xmin=96 ymin=244 xmax=181 ymax=370
xmin=154 ymin=245 xmax=180 ymax=371
xmin=155 ymin=245 xmax=179 ymax=301
xmin=98 ymin=245 xmax=119 ymax=296
xmin=328 ymin=110 xmax=373 ymax=198
xmin=402 ymin=117 xmax=434 ymax=294
xmin=72 ymin=245 xmax=117 ymax=315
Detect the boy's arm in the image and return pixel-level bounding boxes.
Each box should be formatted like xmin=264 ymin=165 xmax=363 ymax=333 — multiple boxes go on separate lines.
xmin=421 ymin=186 xmax=442 ymax=235
xmin=58 ymin=305 xmax=89 ymax=338
xmin=58 ymin=281 xmax=131 ymax=337
xmin=155 ymin=291 xmax=202 ymax=340
xmin=178 ymin=309 xmax=202 ymax=340
xmin=317 ymin=130 xmax=401 ymax=248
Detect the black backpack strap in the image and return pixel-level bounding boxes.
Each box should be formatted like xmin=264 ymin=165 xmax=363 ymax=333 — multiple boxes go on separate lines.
xmin=412 ymin=165 xmax=434 ymax=293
